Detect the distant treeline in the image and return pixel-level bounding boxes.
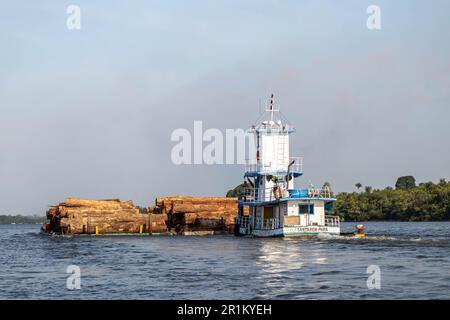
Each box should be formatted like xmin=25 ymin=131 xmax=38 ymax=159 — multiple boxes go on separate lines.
xmin=334 ymin=177 xmax=450 ymax=221
xmin=0 ymin=215 xmax=45 ymax=224
xmin=227 ymin=176 xmax=450 ymax=221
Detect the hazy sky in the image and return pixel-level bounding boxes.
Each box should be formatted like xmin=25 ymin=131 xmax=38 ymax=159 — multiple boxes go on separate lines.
xmin=1 ymin=0 xmax=449 ymax=214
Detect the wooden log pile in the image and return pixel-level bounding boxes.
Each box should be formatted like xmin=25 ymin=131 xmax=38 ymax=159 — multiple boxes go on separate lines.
xmin=42 ymin=196 xmax=245 ymax=235
xmin=153 ymin=196 xmax=246 ymax=233
xmin=42 ymin=198 xmax=167 ymax=234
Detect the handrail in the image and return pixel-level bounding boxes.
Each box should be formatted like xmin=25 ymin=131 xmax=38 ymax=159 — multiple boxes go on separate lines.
xmin=324 ymin=215 xmax=340 ymax=227
xmin=244 ymin=156 xmax=303 ymax=174
xmin=307 ymin=187 xmax=333 ymax=198
xmin=255 ymin=216 xmax=281 ymax=230
xmin=288 ymin=156 xmax=303 ymax=173
xmin=241 ymin=187 xmax=287 ymax=203
xmin=241 ymin=186 xmax=334 ymax=203
xmin=235 ymin=216 xmax=250 ymax=228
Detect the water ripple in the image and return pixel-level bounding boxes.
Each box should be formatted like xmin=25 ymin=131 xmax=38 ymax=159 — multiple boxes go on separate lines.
xmin=0 ymin=222 xmax=449 ymax=299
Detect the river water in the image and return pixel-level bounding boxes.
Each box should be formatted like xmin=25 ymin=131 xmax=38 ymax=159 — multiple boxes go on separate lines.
xmin=0 ymin=222 xmax=449 ymax=299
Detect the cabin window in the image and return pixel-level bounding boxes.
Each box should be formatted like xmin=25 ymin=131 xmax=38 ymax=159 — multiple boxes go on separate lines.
xmin=298 ymin=203 xmax=314 ymax=215
xmin=325 ymin=202 xmax=333 ymax=212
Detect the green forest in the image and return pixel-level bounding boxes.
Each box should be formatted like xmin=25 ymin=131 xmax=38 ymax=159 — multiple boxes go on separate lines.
xmin=334 ymin=176 xmax=450 ymax=221
xmin=0 ymin=215 xmax=45 ymax=224
xmin=227 ymin=176 xmax=450 ymax=221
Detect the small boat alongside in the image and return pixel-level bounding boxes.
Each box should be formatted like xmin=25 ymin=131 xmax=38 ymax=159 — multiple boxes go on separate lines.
xmin=340 ymin=225 xmax=366 ymax=238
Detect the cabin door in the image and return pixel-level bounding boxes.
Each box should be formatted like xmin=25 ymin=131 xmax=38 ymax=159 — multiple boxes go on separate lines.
xmin=299 ymin=203 xmax=314 ymax=225
xmin=263 ymin=206 xmax=274 ymax=229
xmin=263 ymin=206 xmax=274 ymax=219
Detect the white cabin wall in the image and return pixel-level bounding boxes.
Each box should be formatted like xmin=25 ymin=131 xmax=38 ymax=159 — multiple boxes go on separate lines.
xmin=286 ymin=200 xmax=326 ymax=226
xmin=287 ymin=201 xmax=299 ymax=216
xmin=288 ymin=177 xmax=294 ymax=190
xmin=311 ymin=200 xmax=325 ymax=225
xmin=277 ymin=134 xmax=289 ymax=169
xmin=261 ymin=178 xmax=274 ymax=201
xmin=261 ymin=134 xmax=274 ymax=169
xmin=260 ymin=133 xmax=290 ymax=172
xmin=283 ymin=134 xmax=289 ymax=167
xmin=300 ymin=214 xmax=308 ymax=226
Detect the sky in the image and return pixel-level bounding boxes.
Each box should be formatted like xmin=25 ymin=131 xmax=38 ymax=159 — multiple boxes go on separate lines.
xmin=1 ymin=0 xmax=449 ymax=214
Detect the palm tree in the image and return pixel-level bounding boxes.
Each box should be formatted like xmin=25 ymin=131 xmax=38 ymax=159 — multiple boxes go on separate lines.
xmin=355 ymin=182 xmax=362 ymax=191
xmin=322 ymin=181 xmax=333 ymax=197
xmin=322 ymin=181 xmax=331 ymax=190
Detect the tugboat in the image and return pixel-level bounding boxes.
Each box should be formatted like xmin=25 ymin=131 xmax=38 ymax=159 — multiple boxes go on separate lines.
xmin=234 ymin=95 xmax=341 ymax=237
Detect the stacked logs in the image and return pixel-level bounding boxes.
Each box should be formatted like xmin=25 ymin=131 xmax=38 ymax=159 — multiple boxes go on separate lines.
xmin=153 ymin=196 xmax=246 ymax=233
xmin=42 ymin=198 xmax=167 ymax=234
xmin=42 ymin=196 xmax=245 ymax=235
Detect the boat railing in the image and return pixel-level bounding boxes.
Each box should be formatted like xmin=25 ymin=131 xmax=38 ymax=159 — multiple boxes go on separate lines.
xmin=244 ymin=160 xmax=276 ymax=173
xmin=325 ymin=215 xmax=340 ymax=227
xmin=244 ymin=159 xmax=258 ymax=173
xmin=244 ymin=156 xmax=303 ymax=174
xmin=235 ymin=216 xmax=250 ymax=228
xmin=255 ymin=216 xmax=281 ymax=230
xmin=241 ymin=187 xmax=287 ymax=203
xmin=307 ymin=187 xmax=333 ymax=199
xmin=242 ymin=186 xmax=334 ymax=202
xmin=289 ymin=156 xmax=303 ymax=173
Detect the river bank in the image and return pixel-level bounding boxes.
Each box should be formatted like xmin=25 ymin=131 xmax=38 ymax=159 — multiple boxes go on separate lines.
xmin=334 ymin=179 xmax=450 ymax=222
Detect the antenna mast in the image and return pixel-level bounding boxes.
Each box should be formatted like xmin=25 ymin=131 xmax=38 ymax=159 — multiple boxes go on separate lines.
xmin=269 ymin=93 xmax=275 ymax=122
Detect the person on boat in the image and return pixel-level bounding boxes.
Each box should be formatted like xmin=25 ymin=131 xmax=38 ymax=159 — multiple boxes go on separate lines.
xmin=271 ymin=176 xmax=282 ymax=199
xmin=340 ymin=224 xmax=366 ymax=237
xmin=308 ymin=183 xmax=315 ymax=197
xmin=355 ymin=224 xmax=365 ymax=235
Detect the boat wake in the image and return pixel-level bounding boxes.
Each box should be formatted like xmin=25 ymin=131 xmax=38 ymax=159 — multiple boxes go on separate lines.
xmin=317 ymin=233 xmax=450 ymax=246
